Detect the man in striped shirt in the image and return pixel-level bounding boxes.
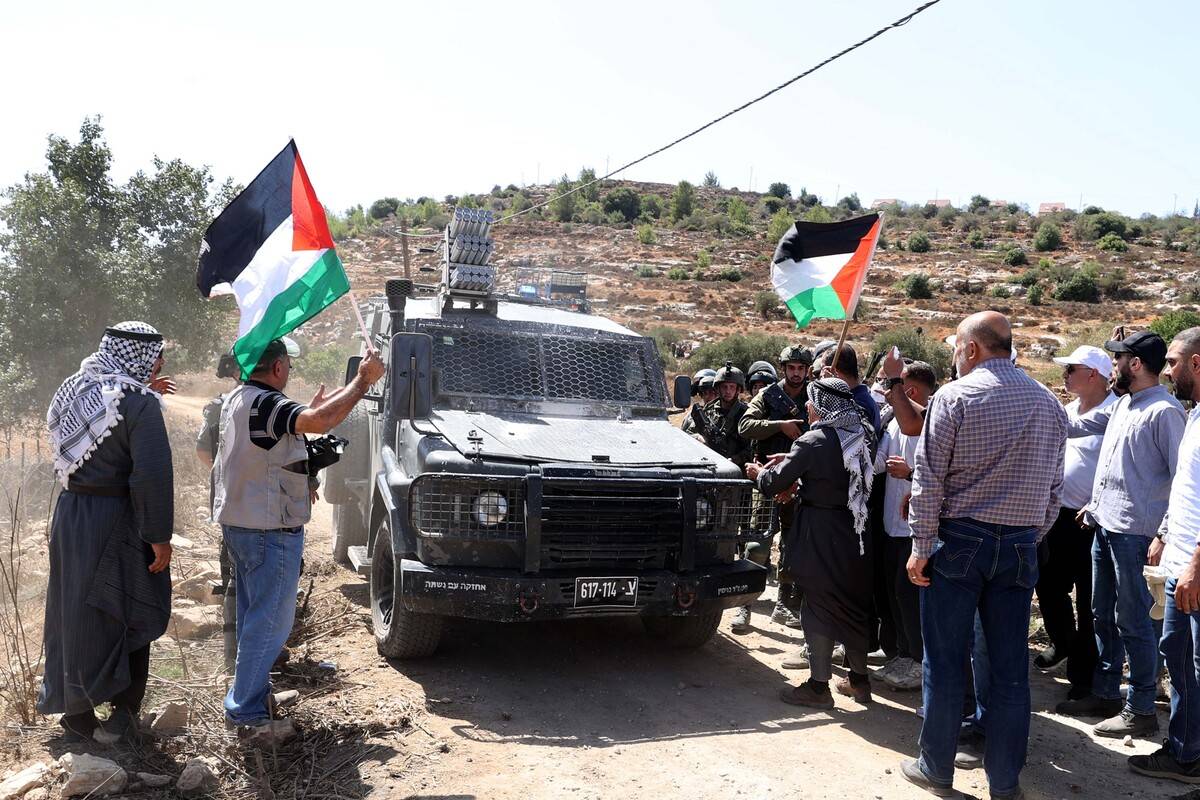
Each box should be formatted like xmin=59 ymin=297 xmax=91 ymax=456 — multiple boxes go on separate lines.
xmin=899 ymin=311 xmax=1067 ymax=800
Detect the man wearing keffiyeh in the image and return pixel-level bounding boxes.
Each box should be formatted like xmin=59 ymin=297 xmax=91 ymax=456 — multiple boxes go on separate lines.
xmin=746 ymin=377 xmax=876 ymax=709
xmin=39 ymin=321 xmax=175 ymax=744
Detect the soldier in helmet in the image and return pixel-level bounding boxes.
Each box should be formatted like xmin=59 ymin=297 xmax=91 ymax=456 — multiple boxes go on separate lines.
xmin=732 ymin=344 xmax=814 ymax=632
xmin=747 ymin=361 xmax=778 ymax=397
xmin=682 ymin=369 xmax=718 ymax=435
xmin=689 ymin=362 xmax=752 ymax=468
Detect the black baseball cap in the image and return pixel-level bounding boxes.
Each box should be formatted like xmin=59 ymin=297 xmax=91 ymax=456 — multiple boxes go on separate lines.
xmin=1105 ymin=331 xmax=1167 ymax=369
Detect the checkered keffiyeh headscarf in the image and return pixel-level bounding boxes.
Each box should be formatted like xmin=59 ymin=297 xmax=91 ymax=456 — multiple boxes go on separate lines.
xmin=47 ymin=321 xmax=165 ymax=487
xmin=807 ymin=378 xmax=873 ymax=553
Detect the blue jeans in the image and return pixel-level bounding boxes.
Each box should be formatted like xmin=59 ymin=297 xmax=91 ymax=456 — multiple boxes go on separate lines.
xmin=969 ymin=612 xmax=989 ymax=735
xmin=918 ymin=518 xmax=1038 ymax=797
xmin=222 ymin=525 xmax=304 ymax=726
xmin=1091 ymin=527 xmax=1161 ymax=715
xmin=1162 ymin=578 xmax=1200 ymax=763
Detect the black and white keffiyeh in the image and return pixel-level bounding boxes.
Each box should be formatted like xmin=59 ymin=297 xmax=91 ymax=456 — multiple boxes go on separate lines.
xmin=807 ymin=378 xmax=873 ymax=553
xmin=47 ymin=321 xmax=165 ymax=487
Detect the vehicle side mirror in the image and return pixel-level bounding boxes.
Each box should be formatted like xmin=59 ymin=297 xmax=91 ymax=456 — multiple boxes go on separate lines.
xmin=672 ymin=374 xmax=692 ymax=410
xmin=389 ymin=332 xmax=433 ymax=419
xmin=344 ymin=355 xmax=362 ymax=386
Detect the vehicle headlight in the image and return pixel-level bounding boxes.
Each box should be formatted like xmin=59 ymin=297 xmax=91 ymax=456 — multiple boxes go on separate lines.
xmin=695 ymin=497 xmax=714 ymax=529
xmin=473 ymin=490 xmax=509 ymax=527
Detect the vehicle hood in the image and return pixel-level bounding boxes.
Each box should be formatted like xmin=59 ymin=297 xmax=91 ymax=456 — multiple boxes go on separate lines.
xmin=430 ymin=409 xmax=723 ymax=467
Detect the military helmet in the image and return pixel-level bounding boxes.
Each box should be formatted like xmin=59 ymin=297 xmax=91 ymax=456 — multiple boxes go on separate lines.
xmin=691 ymin=368 xmax=718 ymax=392
xmin=746 ymin=361 xmax=778 ymax=387
xmin=713 ymin=361 xmax=746 ymax=390
xmin=779 ymin=344 xmax=814 ymax=366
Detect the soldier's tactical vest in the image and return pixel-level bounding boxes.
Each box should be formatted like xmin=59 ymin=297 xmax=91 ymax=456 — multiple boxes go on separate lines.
xmin=213 ymin=384 xmax=311 ymax=530
xmin=754 ymin=382 xmax=807 ymax=461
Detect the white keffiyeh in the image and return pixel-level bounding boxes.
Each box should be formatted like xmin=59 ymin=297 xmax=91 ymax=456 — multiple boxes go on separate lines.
xmin=807 ymin=378 xmax=874 ymax=554
xmin=47 ymin=321 xmax=165 ymax=488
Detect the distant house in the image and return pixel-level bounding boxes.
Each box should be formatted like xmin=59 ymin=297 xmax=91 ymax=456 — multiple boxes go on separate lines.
xmin=925 ymin=199 xmax=951 ymax=208
xmin=871 ymin=198 xmax=898 ymax=209
xmin=1038 ymin=202 xmax=1066 ymax=215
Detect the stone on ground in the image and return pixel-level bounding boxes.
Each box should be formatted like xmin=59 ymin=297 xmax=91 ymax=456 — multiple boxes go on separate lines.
xmin=176 ymin=757 xmax=219 ymax=797
xmin=58 ymin=753 xmax=126 ymax=797
xmin=0 ymin=763 xmax=50 ymax=800
xmin=149 ymin=701 xmax=189 ymax=735
xmin=169 ymin=606 xmax=221 ymax=640
xmin=135 ymin=773 xmax=172 ymax=788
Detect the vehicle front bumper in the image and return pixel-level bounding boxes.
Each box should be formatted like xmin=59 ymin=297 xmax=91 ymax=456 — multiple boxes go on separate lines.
xmin=397 ymin=558 xmax=767 ymax=622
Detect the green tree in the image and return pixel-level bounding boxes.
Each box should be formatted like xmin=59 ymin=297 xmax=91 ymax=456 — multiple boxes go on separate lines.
xmin=602 ymin=187 xmax=641 ymax=222
xmin=703 ymin=171 xmax=720 ymax=188
xmin=726 ymin=197 xmax=752 ymax=229
xmin=838 ymin=193 xmax=862 ymax=213
xmin=907 ymin=231 xmax=931 ymax=253
xmin=641 ymin=194 xmax=664 ymax=219
xmin=368 ymin=196 xmax=400 ymax=219
xmin=874 ymin=327 xmax=952 ymax=380
xmin=754 ymin=291 xmax=780 ymax=319
xmin=671 ymin=180 xmax=696 ymax=221
xmin=803 ymin=205 xmax=833 ymax=224
xmin=767 ymin=182 xmax=791 ymax=199
xmin=968 ymin=195 xmax=990 ymax=213
xmin=550 ymin=174 xmax=577 ymax=222
xmin=1098 ymin=232 xmax=1129 ymax=252
xmin=767 ymin=208 xmax=794 ymax=243
xmin=695 ymin=250 xmax=712 ymax=269
xmin=1150 ymin=310 xmax=1200 ymax=342
xmin=1033 ymin=222 xmax=1062 ymax=251
xmin=636 ymin=224 xmax=656 ymax=245
xmin=901 ymin=273 xmax=933 ymax=299
xmin=1003 ymin=246 xmax=1028 ymax=266
xmin=578 ymin=167 xmax=600 ymax=201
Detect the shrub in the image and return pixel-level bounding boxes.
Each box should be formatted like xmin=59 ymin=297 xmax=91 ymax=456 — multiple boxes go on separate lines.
xmin=797 ymin=187 xmax=820 ymax=208
xmin=907 ymin=231 xmax=931 ymax=253
xmin=580 ymin=202 xmax=605 ymax=225
xmin=1028 ymin=284 xmax=1045 ymax=305
xmin=937 ymin=205 xmax=959 ymax=228
xmin=767 ymin=208 xmax=794 ymax=243
xmin=645 ymin=325 xmax=684 ymax=369
xmin=602 ymin=187 xmax=642 ymax=222
xmin=636 ymin=224 xmax=656 ymax=245
xmin=838 ymin=193 xmax=862 ymax=213
xmin=667 ymin=267 xmax=689 ymax=280
xmin=1015 ymin=270 xmax=1041 ymax=287
xmin=606 ymin=210 xmax=626 ymax=225
xmin=717 ymin=267 xmax=743 ymax=282
xmin=1053 ymin=271 xmax=1100 ymax=303
xmin=767 ymin=182 xmax=791 ymax=199
xmin=671 ymin=180 xmax=696 ymax=221
xmin=508 ymin=191 xmax=532 ymax=214
xmin=634 ymin=266 xmax=657 ymax=278
xmin=1006 ymin=202 xmax=1021 ymax=214
xmin=1150 ymin=310 xmax=1200 ymax=342
xmin=990 ymin=285 xmax=1012 ymax=299
xmin=642 ymin=194 xmax=664 ymax=219
xmin=703 ymin=171 xmax=720 ymax=188
xmin=1033 ymin=222 xmax=1062 ymax=252
xmin=1075 ymin=211 xmax=1128 ymax=241
xmin=1002 ymin=246 xmax=1027 ymax=266
xmin=726 ymin=197 xmax=752 ymax=232
xmin=689 ymin=332 xmax=789 ymax=372
xmin=874 ymin=327 xmax=952 ymax=380
xmin=754 ymin=291 xmax=780 ymax=319
xmin=577 ymin=167 xmax=600 ymax=201
xmin=695 ymin=250 xmax=712 ymax=269
xmin=763 ymin=195 xmax=788 ymax=214
xmin=968 ymin=195 xmax=990 ymax=213
xmin=550 ymin=174 xmax=576 ymax=222
xmin=368 ymin=196 xmax=400 ymax=219
xmin=803 ymin=205 xmax=833 ymax=224
xmin=966 ymin=229 xmax=986 ymax=249
xmin=1098 ymin=232 xmax=1129 ymax=252
xmin=901 ymin=272 xmax=934 ymax=299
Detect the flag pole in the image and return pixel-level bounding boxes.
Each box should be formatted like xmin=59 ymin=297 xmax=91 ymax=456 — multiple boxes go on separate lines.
xmin=832 ymin=317 xmax=852 ymax=369
xmin=347 ymin=291 xmax=377 ymax=355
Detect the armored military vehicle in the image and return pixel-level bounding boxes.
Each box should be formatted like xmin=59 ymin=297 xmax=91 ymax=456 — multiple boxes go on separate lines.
xmin=323 ymin=208 xmax=766 ymax=658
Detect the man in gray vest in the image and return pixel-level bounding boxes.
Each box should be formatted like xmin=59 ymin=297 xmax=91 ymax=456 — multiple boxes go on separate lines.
xmin=214 ymin=338 xmax=384 ymax=744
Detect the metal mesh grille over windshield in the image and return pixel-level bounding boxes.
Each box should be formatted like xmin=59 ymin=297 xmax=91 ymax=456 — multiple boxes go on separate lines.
xmin=417 ymin=322 xmax=665 ymax=404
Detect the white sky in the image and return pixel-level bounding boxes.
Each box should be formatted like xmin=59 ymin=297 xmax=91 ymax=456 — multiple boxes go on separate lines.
xmin=3 ymin=0 xmax=1197 ymax=218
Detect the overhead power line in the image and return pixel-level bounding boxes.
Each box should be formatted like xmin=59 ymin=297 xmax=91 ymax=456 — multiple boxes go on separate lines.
xmin=396 ymin=0 xmax=945 ymax=238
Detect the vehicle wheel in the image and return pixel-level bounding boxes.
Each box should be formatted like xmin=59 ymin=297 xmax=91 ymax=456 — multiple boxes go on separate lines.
xmin=642 ymin=611 xmax=722 ymax=649
xmin=331 ymin=499 xmax=368 ymax=564
xmin=324 ymin=404 xmax=368 ymax=505
xmin=371 ymin=520 xmax=442 ymax=659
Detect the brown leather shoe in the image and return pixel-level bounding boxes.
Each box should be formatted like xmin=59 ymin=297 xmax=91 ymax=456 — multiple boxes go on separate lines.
xmin=835 ymin=676 xmax=873 ymax=704
xmin=779 ymin=681 xmax=834 ymax=709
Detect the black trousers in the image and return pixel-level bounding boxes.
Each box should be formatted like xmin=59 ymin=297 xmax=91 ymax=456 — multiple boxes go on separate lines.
xmin=60 ymin=643 xmax=150 ymax=733
xmin=868 ymin=475 xmax=897 ymax=656
xmin=883 ymin=535 xmax=923 ymax=661
xmin=1034 ymin=506 xmax=1097 ymax=693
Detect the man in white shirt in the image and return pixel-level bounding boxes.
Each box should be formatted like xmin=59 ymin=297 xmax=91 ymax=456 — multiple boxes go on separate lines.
xmin=1038 ymin=346 xmax=1116 ymax=706
xmin=873 ymin=361 xmax=937 ymax=691
xmin=1130 ymin=327 xmax=1200 ymax=783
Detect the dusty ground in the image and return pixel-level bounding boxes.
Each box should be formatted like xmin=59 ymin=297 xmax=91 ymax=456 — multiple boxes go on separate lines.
xmin=2 ymin=399 xmax=1195 ymax=800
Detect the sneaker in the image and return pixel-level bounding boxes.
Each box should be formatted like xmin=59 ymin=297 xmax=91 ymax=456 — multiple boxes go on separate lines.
xmin=1094 ymin=709 xmax=1159 ymax=739
xmin=1129 ymin=743 xmax=1200 ymax=784
xmin=730 ymin=605 xmax=752 ymax=634
xmin=269 ymin=689 xmax=300 ymax=718
xmin=1055 ymin=694 xmax=1124 ymax=718
xmin=238 ymin=718 xmax=297 ymax=747
xmin=867 ymin=648 xmax=891 ymax=666
xmin=780 ymin=680 xmax=834 ymax=709
xmin=955 ymin=730 xmax=985 ymax=769
xmin=872 ymin=657 xmax=903 ymax=682
xmin=770 ymin=601 xmax=802 ymax=628
xmin=1034 ymin=644 xmax=1066 ymax=669
xmin=781 ymin=645 xmax=810 ymax=670
xmin=898 ymin=758 xmax=954 ymax=797
xmin=884 ymin=659 xmax=923 ymax=692
xmin=835 ymin=675 xmax=872 ymax=704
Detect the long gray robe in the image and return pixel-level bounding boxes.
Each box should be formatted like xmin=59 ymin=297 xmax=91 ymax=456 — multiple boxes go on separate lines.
xmin=755 ymin=426 xmax=873 ymax=653
xmin=38 ymin=392 xmax=173 ymax=716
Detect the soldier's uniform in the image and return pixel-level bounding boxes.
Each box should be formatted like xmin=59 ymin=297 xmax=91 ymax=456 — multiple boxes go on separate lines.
xmin=682 ymin=369 xmax=717 ymax=435
xmin=692 ymin=363 xmax=751 ymax=468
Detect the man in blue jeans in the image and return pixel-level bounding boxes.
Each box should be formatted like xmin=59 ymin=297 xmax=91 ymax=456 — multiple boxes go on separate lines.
xmin=213 ymin=338 xmax=384 ymax=745
xmin=895 ymin=311 xmax=1067 ymax=799
xmin=1130 ymin=327 xmax=1200 ymax=783
xmin=1056 ymin=331 xmax=1185 ymax=739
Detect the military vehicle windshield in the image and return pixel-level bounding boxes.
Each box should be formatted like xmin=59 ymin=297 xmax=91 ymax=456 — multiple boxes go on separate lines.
xmin=413 ymin=320 xmax=667 ymax=406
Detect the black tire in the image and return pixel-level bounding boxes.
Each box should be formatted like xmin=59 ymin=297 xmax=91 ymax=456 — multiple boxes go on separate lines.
xmin=642 ymin=611 xmax=722 ymax=649
xmin=371 ymin=520 xmax=443 ymax=659
xmin=324 ymin=404 xmax=369 ymax=505
xmin=331 ymin=499 xmax=369 ymax=564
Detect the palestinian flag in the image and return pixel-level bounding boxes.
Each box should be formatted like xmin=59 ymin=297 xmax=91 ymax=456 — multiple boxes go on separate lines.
xmin=196 ymin=140 xmax=349 ymax=377
xmin=771 ymin=213 xmax=882 ymax=328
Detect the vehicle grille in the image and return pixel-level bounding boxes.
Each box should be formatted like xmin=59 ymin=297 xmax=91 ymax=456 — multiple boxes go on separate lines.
xmin=540 ymin=481 xmax=681 ymax=569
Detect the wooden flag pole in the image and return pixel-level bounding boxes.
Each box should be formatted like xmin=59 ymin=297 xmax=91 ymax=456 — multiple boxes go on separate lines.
xmin=347 ymin=290 xmax=377 ymax=355
xmin=831 ymin=317 xmax=852 ymax=369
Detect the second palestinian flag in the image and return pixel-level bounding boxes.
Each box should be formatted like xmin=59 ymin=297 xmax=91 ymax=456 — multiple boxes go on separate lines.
xmin=771 ymin=213 xmax=882 ymax=328
xmin=196 ymin=140 xmax=350 ymax=377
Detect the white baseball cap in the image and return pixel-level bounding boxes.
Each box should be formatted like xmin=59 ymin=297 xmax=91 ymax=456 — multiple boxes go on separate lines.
xmin=1052 ymin=345 xmax=1111 ymax=377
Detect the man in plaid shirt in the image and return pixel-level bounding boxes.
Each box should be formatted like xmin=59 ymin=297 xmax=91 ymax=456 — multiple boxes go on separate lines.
xmin=899 ymin=311 xmax=1067 ymax=800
